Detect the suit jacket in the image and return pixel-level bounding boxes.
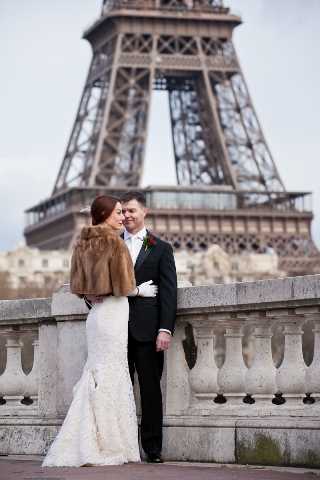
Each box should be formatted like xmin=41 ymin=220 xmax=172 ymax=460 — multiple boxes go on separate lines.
xmin=126 ymin=232 xmax=177 ymax=342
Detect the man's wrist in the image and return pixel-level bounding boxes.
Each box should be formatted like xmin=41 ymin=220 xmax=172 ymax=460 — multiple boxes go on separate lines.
xmin=158 ymin=329 xmax=172 ymax=335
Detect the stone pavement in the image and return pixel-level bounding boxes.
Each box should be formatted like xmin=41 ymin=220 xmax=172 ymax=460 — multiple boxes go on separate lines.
xmin=0 ymin=457 xmax=319 ymax=480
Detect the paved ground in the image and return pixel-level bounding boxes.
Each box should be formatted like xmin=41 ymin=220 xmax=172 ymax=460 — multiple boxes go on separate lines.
xmin=0 ymin=457 xmax=319 ymax=480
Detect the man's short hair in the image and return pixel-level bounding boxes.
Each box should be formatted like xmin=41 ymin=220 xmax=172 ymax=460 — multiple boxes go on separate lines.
xmin=120 ymin=190 xmax=146 ymax=207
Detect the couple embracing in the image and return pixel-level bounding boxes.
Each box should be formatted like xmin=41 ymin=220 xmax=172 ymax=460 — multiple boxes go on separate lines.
xmin=42 ymin=191 xmax=177 ymax=467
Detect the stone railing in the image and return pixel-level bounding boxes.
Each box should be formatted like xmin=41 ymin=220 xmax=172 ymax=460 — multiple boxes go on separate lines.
xmin=0 ymin=275 xmax=320 ymax=466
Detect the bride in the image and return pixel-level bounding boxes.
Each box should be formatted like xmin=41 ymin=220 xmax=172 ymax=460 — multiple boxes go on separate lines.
xmin=42 ymin=195 xmax=157 ymax=467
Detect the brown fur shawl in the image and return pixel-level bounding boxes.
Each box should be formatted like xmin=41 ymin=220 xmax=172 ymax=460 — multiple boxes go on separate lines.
xmin=70 ymin=224 xmax=136 ymax=297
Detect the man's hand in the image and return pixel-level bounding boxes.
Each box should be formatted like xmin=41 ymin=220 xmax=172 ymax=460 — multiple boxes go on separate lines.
xmin=138 ymin=280 xmax=158 ymax=297
xmin=156 ymin=331 xmax=171 ymax=352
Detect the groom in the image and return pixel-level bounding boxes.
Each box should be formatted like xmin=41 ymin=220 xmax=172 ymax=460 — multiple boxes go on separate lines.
xmin=121 ymin=191 xmax=177 ymax=463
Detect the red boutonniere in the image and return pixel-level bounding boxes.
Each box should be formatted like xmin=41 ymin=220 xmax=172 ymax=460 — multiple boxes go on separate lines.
xmin=142 ymin=234 xmax=157 ymax=251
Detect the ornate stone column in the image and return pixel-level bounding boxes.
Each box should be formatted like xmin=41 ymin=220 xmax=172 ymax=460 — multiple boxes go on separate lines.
xmin=245 ymin=320 xmax=277 ymax=404
xmin=188 ymin=315 xmax=219 ymax=411
xmin=276 ymin=315 xmax=306 ymax=406
xmin=217 ymin=319 xmax=247 ymax=405
xmin=0 ymin=332 xmax=26 ymax=408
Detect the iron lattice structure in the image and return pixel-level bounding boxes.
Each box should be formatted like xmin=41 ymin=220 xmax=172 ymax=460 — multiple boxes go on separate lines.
xmin=53 ymin=0 xmax=284 ymax=198
xmin=25 ymin=0 xmax=320 ymax=275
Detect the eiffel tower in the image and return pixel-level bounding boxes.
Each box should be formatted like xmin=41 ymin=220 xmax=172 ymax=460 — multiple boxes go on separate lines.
xmin=24 ymin=0 xmax=319 ymax=275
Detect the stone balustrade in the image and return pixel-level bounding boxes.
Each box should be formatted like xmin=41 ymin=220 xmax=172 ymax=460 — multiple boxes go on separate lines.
xmin=183 ymin=312 xmax=320 ymax=410
xmin=1 ymin=275 xmax=320 ymax=466
xmin=0 ymin=331 xmax=39 ymax=410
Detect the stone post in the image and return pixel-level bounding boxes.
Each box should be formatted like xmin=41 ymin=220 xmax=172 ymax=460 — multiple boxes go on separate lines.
xmin=56 ymin=318 xmax=87 ymax=415
xmin=245 ymin=321 xmax=277 ymax=404
xmin=188 ymin=315 xmax=218 ymax=411
xmin=276 ymin=316 xmax=306 ymax=406
xmin=51 ymin=286 xmax=88 ymax=416
xmin=217 ymin=320 xmax=247 ymax=405
xmin=38 ymin=322 xmax=58 ymax=417
xmin=0 ymin=332 xmax=26 ymax=408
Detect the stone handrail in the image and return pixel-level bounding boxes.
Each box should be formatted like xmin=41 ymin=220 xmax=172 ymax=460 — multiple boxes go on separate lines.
xmin=0 ymin=275 xmax=320 ymax=465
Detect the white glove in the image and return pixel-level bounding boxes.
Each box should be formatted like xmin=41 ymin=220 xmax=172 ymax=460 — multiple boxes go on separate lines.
xmin=137 ymin=280 xmax=158 ymax=297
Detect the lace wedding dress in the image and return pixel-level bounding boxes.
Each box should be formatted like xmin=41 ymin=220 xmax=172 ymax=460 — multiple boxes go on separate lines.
xmin=42 ymin=296 xmax=140 ymax=467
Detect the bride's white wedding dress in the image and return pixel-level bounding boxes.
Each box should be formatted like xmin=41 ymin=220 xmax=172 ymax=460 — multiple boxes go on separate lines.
xmin=42 ymin=296 xmax=140 ymax=467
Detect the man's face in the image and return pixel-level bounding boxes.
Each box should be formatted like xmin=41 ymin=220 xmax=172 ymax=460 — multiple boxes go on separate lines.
xmin=122 ymin=199 xmax=147 ymax=234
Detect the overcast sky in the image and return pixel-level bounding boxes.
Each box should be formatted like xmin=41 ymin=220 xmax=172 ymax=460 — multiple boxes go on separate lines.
xmin=0 ymin=0 xmax=319 ymax=251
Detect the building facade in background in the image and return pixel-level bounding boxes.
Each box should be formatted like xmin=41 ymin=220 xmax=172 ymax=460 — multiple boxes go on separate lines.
xmin=0 ymin=244 xmax=283 ymax=299
xmin=0 ymin=246 xmax=70 ymax=295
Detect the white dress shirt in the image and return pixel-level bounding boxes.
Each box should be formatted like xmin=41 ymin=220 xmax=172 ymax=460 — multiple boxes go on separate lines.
xmin=124 ymin=227 xmax=147 ymax=266
xmin=123 ymin=227 xmax=171 ymax=336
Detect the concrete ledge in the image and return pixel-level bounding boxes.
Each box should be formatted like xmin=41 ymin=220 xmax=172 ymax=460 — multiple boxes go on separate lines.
xmin=163 ymin=425 xmax=235 ymax=463
xmin=51 ymin=284 xmax=88 ymax=317
xmin=0 ymin=424 xmax=59 ymax=455
xmin=164 ymin=415 xmax=320 ymax=429
xmin=0 ymin=298 xmax=51 ymax=324
xmin=177 ymin=274 xmax=320 ymax=313
xmin=236 ymin=428 xmax=320 ymax=468
xmin=2 ymin=415 xmax=320 ymax=467
xmin=1 ymin=274 xmax=320 ymax=323
xmin=163 ymin=420 xmax=320 ymax=467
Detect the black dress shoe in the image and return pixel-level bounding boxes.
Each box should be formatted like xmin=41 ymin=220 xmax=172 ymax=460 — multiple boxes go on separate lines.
xmin=146 ymin=454 xmax=163 ymax=463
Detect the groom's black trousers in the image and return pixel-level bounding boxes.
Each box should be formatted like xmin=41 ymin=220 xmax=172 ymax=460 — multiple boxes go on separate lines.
xmin=128 ymin=333 xmax=164 ymax=457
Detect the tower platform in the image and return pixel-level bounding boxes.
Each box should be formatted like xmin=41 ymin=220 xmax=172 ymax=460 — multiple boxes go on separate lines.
xmin=24 ymin=186 xmax=319 ymax=276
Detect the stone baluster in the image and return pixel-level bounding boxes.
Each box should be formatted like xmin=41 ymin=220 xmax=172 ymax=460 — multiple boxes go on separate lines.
xmin=217 ymin=320 xmax=247 ymax=405
xmin=188 ymin=316 xmax=218 ymax=411
xmin=245 ymin=320 xmax=277 ymax=404
xmin=276 ymin=316 xmax=306 ymax=406
xmin=0 ymin=332 xmax=26 ymax=407
xmin=305 ymin=314 xmax=320 ymax=401
xmin=24 ymin=338 xmax=40 ymax=405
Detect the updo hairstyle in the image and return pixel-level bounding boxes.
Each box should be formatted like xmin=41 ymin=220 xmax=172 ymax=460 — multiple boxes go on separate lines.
xmin=90 ymin=195 xmax=119 ymax=226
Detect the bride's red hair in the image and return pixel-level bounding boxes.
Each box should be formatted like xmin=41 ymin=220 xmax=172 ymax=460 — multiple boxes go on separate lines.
xmin=91 ymin=195 xmax=119 ymax=226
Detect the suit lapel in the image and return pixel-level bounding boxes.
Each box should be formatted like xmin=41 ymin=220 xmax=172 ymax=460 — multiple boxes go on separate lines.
xmin=135 ymin=230 xmax=157 ymax=273
xmin=134 ymin=245 xmax=150 ymax=273
xmin=122 ymin=229 xmax=156 ymax=273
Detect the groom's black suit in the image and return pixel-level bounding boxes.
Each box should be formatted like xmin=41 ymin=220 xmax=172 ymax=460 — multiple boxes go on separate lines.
xmin=126 ymin=232 xmax=177 ymax=457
